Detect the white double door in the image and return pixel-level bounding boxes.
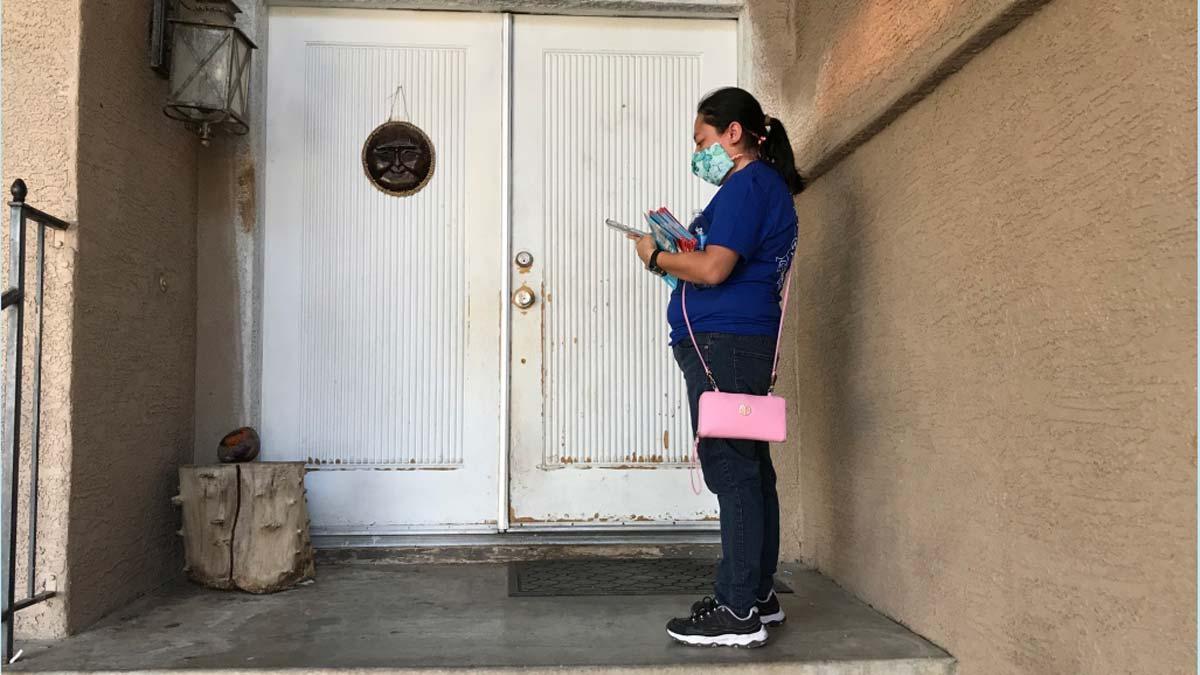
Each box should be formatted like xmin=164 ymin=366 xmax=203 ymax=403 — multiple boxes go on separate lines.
xmin=263 ymin=8 xmax=736 ymax=534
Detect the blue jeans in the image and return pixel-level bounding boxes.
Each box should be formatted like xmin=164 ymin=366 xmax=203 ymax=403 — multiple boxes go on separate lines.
xmin=672 ymin=332 xmax=780 ymax=615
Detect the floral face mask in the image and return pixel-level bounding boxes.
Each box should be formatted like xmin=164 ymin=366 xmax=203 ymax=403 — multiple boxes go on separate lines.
xmin=691 ymin=142 xmax=741 ymax=185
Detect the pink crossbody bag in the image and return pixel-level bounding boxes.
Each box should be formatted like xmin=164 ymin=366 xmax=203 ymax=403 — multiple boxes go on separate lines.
xmin=681 ymin=269 xmax=791 ymax=493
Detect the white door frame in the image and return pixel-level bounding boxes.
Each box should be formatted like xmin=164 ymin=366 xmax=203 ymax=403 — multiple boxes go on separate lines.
xmin=499 ymin=13 xmax=515 ymax=532
xmin=258 ymin=1 xmax=749 ymax=535
xmin=268 ymin=0 xmax=743 ymax=20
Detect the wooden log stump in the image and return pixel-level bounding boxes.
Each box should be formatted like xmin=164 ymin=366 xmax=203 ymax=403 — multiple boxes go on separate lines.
xmin=233 ymin=462 xmax=316 ymax=592
xmin=176 ymin=465 xmax=238 ymax=589
xmin=175 ymin=462 xmax=315 ymax=593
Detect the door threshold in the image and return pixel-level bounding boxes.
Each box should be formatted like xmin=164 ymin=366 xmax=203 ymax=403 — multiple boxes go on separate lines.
xmin=314 ymin=529 xmax=719 ymax=549
xmin=314 ymin=529 xmax=721 ymax=564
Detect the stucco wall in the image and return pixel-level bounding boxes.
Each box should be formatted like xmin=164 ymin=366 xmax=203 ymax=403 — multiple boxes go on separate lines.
xmin=772 ymin=0 xmax=1197 ymax=672
xmin=4 ymin=0 xmax=198 ymax=637
xmin=780 ymin=0 xmax=1052 ymax=174
xmin=63 ymin=0 xmax=199 ymax=633
xmin=1 ymin=0 xmax=82 ymax=640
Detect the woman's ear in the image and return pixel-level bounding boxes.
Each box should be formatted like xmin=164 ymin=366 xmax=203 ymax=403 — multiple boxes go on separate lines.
xmin=724 ymin=121 xmax=743 ymax=146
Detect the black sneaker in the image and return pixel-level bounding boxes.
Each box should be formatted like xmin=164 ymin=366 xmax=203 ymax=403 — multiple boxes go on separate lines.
xmin=666 ymin=596 xmax=768 ymax=648
xmin=756 ymin=589 xmax=786 ymax=626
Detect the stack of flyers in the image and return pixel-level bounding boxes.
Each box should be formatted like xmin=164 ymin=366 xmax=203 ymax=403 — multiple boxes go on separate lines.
xmin=644 ymin=207 xmax=699 ymax=290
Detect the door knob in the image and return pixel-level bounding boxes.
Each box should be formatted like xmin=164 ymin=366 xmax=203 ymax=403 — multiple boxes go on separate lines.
xmin=512 ymin=286 xmax=536 ymax=309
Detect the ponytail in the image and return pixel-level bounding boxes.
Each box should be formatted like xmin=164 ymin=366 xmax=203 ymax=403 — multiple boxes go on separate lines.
xmin=697 ymin=87 xmax=806 ymax=195
xmin=760 ymin=116 xmax=805 ymax=195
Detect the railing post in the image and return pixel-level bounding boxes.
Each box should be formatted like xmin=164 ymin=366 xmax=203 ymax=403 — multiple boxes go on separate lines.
xmin=1 ymin=179 xmax=28 ymax=663
xmin=26 ymin=193 xmax=46 ymax=612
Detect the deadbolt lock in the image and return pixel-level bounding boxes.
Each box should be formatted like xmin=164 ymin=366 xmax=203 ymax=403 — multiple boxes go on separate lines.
xmin=515 ymin=251 xmax=534 ymax=268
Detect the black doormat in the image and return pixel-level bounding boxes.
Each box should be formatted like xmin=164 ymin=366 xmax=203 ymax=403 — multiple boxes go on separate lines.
xmin=507 ymin=558 xmax=793 ymax=597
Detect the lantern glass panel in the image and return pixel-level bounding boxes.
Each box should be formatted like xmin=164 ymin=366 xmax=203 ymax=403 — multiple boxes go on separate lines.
xmin=169 ymin=24 xmax=234 ymax=120
xmin=229 ymin=36 xmax=252 ymax=119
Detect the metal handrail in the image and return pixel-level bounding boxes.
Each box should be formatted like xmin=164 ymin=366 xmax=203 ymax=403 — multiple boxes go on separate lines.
xmin=1 ymin=179 xmax=70 ymax=663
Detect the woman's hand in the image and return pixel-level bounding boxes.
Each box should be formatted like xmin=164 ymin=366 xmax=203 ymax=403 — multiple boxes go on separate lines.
xmin=626 ymin=233 xmax=737 ymax=285
xmin=628 ymin=234 xmax=657 ymax=266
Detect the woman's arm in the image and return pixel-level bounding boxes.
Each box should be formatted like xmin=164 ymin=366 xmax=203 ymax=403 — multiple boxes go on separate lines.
xmin=632 ymin=235 xmax=739 ymax=286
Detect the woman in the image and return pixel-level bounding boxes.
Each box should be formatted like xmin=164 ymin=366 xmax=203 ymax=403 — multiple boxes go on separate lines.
xmin=631 ymin=87 xmax=803 ymax=648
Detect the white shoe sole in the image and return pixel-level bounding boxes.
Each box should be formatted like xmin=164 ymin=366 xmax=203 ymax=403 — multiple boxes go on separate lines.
xmin=759 ymin=610 xmax=786 ymax=626
xmin=666 ymin=626 xmax=769 ymax=648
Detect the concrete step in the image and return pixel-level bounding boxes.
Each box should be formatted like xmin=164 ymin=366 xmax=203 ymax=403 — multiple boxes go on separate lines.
xmin=17 ymin=664 xmax=954 ymax=674
xmin=10 ymin=563 xmax=954 ymax=675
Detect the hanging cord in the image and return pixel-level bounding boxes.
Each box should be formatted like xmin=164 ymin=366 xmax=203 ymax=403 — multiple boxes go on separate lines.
xmin=388 ymin=85 xmax=410 ymax=122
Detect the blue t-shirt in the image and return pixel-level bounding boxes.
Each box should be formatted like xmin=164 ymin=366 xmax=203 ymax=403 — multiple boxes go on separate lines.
xmin=667 ymin=161 xmax=798 ymax=345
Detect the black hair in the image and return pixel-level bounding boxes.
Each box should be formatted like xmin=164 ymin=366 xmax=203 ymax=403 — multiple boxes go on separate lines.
xmin=697 ymin=87 xmax=805 ymax=195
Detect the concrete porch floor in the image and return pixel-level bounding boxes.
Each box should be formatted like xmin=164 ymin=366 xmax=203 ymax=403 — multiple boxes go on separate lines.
xmin=10 ymin=562 xmax=954 ymax=674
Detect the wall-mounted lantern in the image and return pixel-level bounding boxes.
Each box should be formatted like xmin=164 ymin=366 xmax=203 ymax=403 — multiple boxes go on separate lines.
xmin=150 ymin=0 xmax=257 ymax=145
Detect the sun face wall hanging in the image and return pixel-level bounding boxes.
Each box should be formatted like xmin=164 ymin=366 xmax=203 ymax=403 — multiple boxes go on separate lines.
xmin=362 ymin=86 xmax=435 ymax=197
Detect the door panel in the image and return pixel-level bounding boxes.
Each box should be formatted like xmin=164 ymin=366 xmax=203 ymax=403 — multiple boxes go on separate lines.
xmin=509 ymin=16 xmax=737 ymax=526
xmin=263 ymin=9 xmax=504 ymax=533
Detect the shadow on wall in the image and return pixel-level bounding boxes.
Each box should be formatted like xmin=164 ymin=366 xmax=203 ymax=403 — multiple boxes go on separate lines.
xmin=792 ymin=164 xmax=978 ymax=621
xmin=194 ymin=146 xmax=252 ymax=464
xmin=794 ymin=167 xmax=894 ymax=573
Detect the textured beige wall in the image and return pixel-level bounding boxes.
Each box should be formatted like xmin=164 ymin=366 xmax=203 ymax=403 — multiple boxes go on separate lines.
xmin=772 ymin=0 xmax=1197 ymax=672
xmin=64 ymin=0 xmax=199 ymax=633
xmin=779 ymin=0 xmax=1051 ymax=172
xmin=1 ymin=0 xmax=82 ymax=640
xmin=4 ymin=0 xmax=198 ymax=637
xmin=746 ymin=0 xmax=1044 ymax=553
